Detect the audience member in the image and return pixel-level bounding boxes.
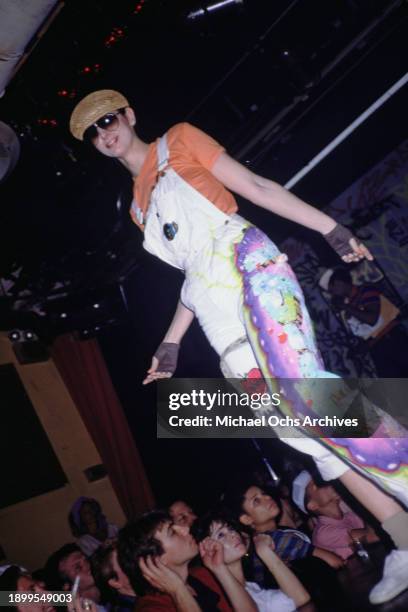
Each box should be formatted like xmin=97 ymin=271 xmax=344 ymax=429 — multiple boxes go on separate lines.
xmin=117 ymin=509 xmax=257 ymax=611
xmin=195 ymin=510 xmax=310 ymax=611
xmin=168 ymin=500 xmax=197 ymax=529
xmin=92 ymin=544 xmax=136 ymax=612
xmin=44 ymin=544 xmax=101 ymax=604
xmin=223 ymin=474 xmax=347 ymax=611
xmin=0 ymin=565 xmax=55 ymax=612
xmin=326 ymin=267 xmax=408 ymax=376
xmin=292 ymin=470 xmax=379 ymax=559
xmin=69 ymin=498 xmax=119 ymax=557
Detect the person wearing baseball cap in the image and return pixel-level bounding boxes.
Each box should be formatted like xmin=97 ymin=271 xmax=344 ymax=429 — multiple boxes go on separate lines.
xmin=291 ymin=470 xmax=378 ymax=561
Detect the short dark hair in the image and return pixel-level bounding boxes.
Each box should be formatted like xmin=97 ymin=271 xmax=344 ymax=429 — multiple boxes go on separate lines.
xmin=117 ymin=510 xmax=170 ymax=596
xmin=193 ymin=509 xmax=250 ymax=542
xmin=0 ymin=566 xmax=25 ymax=612
xmin=44 ymin=543 xmax=81 ymax=589
xmin=222 ymin=474 xmax=282 ymax=524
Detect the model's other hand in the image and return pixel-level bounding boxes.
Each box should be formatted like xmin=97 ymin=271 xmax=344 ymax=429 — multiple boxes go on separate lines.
xmin=323 ymin=224 xmax=373 ymax=263
xmin=143 ymin=342 xmax=179 ymax=385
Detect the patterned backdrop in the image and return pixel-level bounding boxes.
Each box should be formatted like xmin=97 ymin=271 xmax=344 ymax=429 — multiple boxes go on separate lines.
xmin=281 ymin=139 xmax=408 ymax=376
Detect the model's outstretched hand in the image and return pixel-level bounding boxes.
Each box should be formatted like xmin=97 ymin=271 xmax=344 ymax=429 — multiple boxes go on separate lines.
xmin=142 ymin=342 xmax=179 ymax=385
xmin=323 ymin=223 xmax=373 ymax=263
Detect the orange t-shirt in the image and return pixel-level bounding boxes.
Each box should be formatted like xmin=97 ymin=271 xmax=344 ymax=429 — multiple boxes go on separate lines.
xmin=131 ymin=122 xmax=238 ymax=230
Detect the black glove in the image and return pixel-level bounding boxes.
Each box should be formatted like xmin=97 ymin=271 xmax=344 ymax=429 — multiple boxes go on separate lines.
xmin=154 ymin=342 xmax=180 ymax=374
xmin=323 ymin=223 xmax=355 ymax=258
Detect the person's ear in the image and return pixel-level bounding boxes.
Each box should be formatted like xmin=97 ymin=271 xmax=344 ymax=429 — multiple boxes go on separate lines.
xmin=307 ymin=499 xmax=318 ymax=513
xmin=239 ymin=512 xmax=253 ymax=527
xmin=124 ymin=107 xmax=136 ymax=126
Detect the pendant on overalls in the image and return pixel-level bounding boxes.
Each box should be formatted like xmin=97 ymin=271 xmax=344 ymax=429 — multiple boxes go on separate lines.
xmin=163 ymin=222 xmax=178 ymax=241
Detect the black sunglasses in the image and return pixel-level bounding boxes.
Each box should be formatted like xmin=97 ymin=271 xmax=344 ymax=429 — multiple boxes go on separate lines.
xmin=84 ymin=108 xmax=126 ymax=142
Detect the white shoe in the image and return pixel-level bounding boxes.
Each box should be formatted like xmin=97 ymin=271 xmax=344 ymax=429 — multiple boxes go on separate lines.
xmin=369 ymin=550 xmax=408 ymax=604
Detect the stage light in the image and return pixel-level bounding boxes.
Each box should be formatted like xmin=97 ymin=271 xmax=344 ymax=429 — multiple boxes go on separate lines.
xmin=93 ymin=303 xmax=100 ymax=309
xmin=60 ymin=312 xmax=67 ymax=318
xmin=24 ymin=330 xmax=34 ymax=340
xmin=9 ymin=330 xmax=21 ymax=342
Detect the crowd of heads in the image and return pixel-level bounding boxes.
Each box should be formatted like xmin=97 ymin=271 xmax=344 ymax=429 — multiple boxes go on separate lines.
xmin=1 ymin=459 xmax=385 ymax=612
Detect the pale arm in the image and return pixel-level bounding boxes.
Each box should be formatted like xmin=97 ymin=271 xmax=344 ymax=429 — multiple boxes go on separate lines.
xmin=254 ymin=535 xmax=310 ymax=608
xmin=212 ymin=567 xmax=258 ymax=612
xmin=312 ymin=546 xmax=344 ymax=569
xmin=143 ymin=300 xmax=194 ymax=384
xmin=163 ymin=299 xmax=195 ymax=343
xmin=211 ymin=152 xmax=372 ymax=261
xmin=200 ymin=540 xmax=257 ymax=612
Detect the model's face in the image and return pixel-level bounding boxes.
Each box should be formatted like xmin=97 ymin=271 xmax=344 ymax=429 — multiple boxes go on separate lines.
xmin=91 ymin=108 xmax=135 ymax=158
xmin=209 ymin=521 xmax=247 ymax=565
xmin=241 ymin=486 xmax=280 ymax=527
xmin=169 ymin=501 xmax=197 ymax=528
xmin=154 ymin=521 xmax=198 ymax=568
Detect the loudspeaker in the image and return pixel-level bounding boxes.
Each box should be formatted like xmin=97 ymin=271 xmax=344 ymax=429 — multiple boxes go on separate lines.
xmin=12 ymin=341 xmax=49 ymax=364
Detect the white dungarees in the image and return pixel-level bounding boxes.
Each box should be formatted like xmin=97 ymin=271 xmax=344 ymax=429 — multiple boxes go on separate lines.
xmin=142 ymin=134 xmax=259 ymax=376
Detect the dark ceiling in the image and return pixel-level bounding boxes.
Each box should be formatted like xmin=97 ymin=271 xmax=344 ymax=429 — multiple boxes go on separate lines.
xmin=0 ymin=0 xmax=407 ymax=341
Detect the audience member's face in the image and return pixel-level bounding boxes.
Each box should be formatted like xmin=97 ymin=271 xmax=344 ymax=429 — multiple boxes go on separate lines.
xmin=306 ymin=480 xmax=340 ymax=514
xmin=59 ymin=550 xmax=94 ymax=590
xmin=16 ymin=575 xmax=55 ymax=612
xmin=329 ymin=279 xmax=351 ymax=298
xmin=109 ymin=550 xmax=135 ymax=597
xmin=209 ymin=521 xmax=247 ymax=565
xmin=154 ymin=520 xmax=198 ymax=568
xmin=169 ymin=501 xmax=197 ymax=528
xmin=241 ymin=486 xmax=280 ymax=527
xmin=80 ymin=503 xmax=99 ymax=535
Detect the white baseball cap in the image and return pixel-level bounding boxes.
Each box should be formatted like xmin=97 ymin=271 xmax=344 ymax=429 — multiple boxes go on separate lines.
xmin=292 ymin=470 xmax=312 ymax=513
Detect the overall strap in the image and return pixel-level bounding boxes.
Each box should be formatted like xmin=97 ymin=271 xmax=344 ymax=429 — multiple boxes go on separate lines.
xmin=157 ymin=133 xmax=169 ymax=171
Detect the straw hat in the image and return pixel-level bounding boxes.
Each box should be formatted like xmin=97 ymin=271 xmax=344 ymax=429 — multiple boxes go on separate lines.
xmin=69 ymin=89 xmax=129 ymax=140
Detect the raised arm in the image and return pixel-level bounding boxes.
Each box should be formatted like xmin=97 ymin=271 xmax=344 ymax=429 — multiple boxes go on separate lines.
xmin=211 ymin=152 xmax=372 ymax=263
xmin=253 ymin=534 xmax=310 ymax=609
xmin=143 ymin=300 xmax=194 ymax=384
xmin=200 ymin=539 xmax=258 ymax=612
